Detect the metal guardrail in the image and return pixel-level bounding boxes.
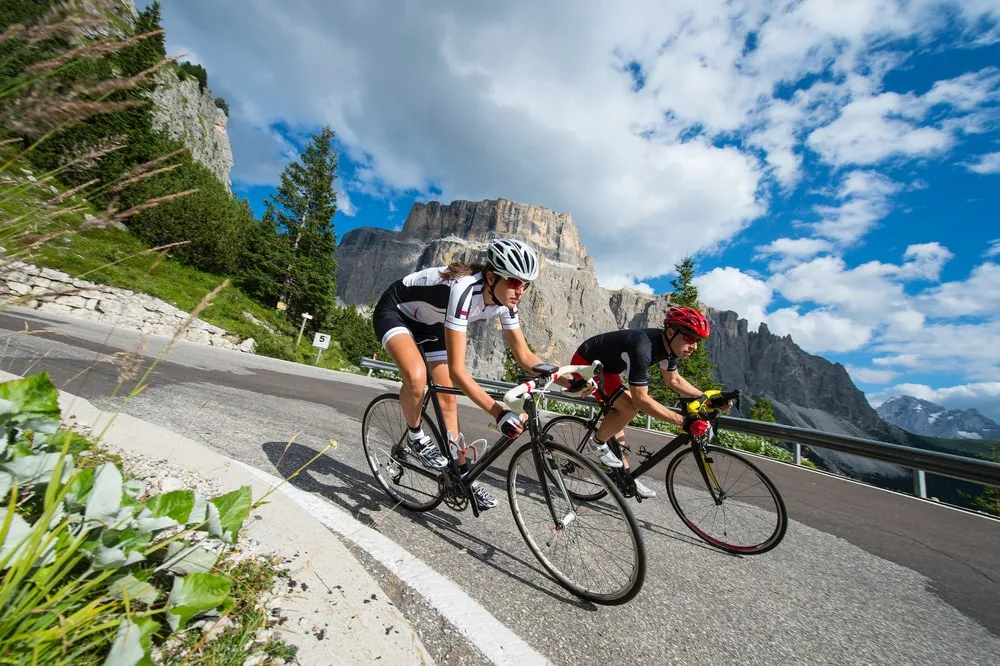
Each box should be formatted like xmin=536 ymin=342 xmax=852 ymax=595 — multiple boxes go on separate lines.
xmin=359 ymin=357 xmax=1000 ymax=493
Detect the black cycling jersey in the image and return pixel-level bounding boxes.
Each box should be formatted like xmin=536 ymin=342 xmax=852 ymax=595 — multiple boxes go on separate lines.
xmin=575 ymin=328 xmax=678 ymax=387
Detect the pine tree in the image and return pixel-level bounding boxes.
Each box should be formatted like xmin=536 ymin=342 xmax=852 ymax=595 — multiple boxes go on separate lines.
xmin=261 ymin=127 xmax=340 ymax=326
xmin=657 ymin=256 xmax=721 ymax=402
xmin=749 ymin=397 xmax=776 ymax=423
xmin=670 ymin=257 xmax=700 ymax=308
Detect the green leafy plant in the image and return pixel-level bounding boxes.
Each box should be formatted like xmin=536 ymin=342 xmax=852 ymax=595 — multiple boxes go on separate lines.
xmin=0 ymin=372 xmax=253 ymax=664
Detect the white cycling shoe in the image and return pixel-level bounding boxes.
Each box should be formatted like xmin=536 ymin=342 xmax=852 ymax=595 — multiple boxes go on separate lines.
xmin=588 ymin=440 xmax=623 ymax=468
xmin=633 ymin=478 xmax=657 ymax=499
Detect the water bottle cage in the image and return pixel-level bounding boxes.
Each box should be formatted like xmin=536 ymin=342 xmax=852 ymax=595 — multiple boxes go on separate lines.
xmin=449 ymin=436 xmax=489 ymax=463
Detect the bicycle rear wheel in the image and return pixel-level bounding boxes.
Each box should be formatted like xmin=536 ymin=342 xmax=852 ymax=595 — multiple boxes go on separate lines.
xmin=508 ymin=441 xmax=646 ymax=605
xmin=362 ymin=393 xmax=444 ymax=512
xmin=666 ymin=445 xmax=787 ymax=554
xmin=541 ymin=415 xmax=608 ymax=502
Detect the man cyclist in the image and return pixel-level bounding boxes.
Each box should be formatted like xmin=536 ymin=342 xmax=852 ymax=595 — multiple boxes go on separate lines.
xmin=372 ymin=238 xmax=572 ymax=511
xmin=569 ymin=306 xmax=718 ymax=499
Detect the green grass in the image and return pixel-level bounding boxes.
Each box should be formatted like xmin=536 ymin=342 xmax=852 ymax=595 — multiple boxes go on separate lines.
xmin=162 ymin=555 xmax=298 ymax=666
xmin=2 ymin=169 xmax=360 ymax=371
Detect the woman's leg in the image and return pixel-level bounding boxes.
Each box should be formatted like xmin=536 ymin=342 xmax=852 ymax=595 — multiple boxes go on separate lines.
xmin=428 ymin=360 xmax=464 ymax=462
xmin=384 ymin=333 xmax=428 ymax=430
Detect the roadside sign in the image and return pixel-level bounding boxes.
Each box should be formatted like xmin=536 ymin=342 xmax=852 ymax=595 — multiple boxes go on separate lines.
xmin=312 ymin=332 xmax=330 ymax=349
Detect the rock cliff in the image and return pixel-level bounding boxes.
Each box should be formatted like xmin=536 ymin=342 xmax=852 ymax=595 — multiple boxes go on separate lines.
xmin=146 ymin=68 xmax=234 ymax=189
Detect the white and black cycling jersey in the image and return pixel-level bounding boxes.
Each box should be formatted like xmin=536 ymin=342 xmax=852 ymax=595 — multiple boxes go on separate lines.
xmin=381 ymin=267 xmax=520 ymax=333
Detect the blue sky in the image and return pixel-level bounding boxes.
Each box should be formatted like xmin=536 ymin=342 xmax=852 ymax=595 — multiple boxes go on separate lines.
xmin=144 ymin=0 xmax=1000 ymax=420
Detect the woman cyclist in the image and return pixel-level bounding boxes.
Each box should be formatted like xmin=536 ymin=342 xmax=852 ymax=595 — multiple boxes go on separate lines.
xmin=569 ymin=306 xmax=720 ymax=499
xmin=372 ymin=238 xmax=569 ymax=510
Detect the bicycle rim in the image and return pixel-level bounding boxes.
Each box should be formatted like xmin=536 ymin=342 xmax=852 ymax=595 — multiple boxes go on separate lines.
xmin=362 ymin=393 xmax=444 ymax=512
xmin=541 ymin=416 xmax=608 ymax=502
xmin=507 ymin=441 xmax=646 ymax=605
xmin=666 ymin=446 xmax=787 ymax=554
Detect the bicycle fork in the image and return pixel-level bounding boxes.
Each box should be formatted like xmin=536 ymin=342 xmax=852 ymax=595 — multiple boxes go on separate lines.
xmin=535 ymin=439 xmax=578 ymax=529
xmin=696 ymin=446 xmax=726 ymax=505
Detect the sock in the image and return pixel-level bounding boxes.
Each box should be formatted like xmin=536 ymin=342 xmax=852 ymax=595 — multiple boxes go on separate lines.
xmin=407 ymin=425 xmax=424 ymax=441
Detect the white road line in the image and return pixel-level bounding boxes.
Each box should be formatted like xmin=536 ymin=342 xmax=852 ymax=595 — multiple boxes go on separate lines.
xmin=238 ymin=462 xmax=552 ymax=666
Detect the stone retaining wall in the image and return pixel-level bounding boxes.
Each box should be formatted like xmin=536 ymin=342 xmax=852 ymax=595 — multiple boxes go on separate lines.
xmin=0 ymin=260 xmax=245 ymax=351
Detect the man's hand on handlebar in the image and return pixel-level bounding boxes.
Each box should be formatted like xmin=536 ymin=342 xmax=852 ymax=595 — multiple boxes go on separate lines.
xmin=561 ymin=376 xmax=596 ymax=397
xmin=683 ymin=414 xmax=711 ymax=438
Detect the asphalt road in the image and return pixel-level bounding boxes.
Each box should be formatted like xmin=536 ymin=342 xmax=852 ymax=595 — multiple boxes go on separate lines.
xmin=2 ymin=307 xmax=999 ymax=665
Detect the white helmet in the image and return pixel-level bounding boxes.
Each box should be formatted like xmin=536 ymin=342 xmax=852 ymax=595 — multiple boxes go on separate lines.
xmin=486 ymin=238 xmax=539 ymax=281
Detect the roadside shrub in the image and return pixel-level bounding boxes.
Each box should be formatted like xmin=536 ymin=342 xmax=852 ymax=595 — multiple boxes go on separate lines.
xmin=0 ymin=372 xmax=253 ymax=664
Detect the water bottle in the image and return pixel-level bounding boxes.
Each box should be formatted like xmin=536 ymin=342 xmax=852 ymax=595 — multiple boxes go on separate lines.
xmin=448 ymin=432 xmax=465 ymax=459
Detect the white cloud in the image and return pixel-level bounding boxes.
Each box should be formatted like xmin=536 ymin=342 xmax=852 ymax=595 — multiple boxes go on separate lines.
xmin=846 ymin=365 xmax=898 ymax=384
xmin=872 ymin=354 xmax=922 ymax=368
xmin=753 ymin=237 xmax=833 ymax=271
xmin=985 ymin=239 xmax=1000 ymax=258
xmin=917 ymin=262 xmax=1000 ymax=317
xmin=335 ymin=185 xmax=356 ymax=217
xmin=897 ymin=242 xmax=953 ymax=281
xmin=966 ymin=152 xmax=1000 ymax=174
xmin=811 ymin=170 xmax=899 ymax=243
xmin=766 ymin=307 xmax=873 ymax=353
xmin=695 ymin=267 xmax=771 ymax=329
xmin=808 ymin=92 xmax=953 ymax=166
xmin=598 ymin=273 xmax=654 ymax=294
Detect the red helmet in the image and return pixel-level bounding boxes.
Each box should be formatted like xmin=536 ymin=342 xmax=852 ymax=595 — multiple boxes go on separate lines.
xmin=664 ymin=306 xmax=710 ymax=338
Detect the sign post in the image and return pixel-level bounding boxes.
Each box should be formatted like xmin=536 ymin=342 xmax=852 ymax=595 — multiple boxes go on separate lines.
xmin=312 ymin=332 xmax=331 ymax=364
xmin=296 ymin=312 xmax=313 ymax=347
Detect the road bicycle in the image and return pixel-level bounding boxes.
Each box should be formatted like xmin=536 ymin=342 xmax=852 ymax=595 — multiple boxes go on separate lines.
xmin=542 ymin=387 xmax=788 ymax=555
xmin=361 ymin=356 xmax=647 ymax=605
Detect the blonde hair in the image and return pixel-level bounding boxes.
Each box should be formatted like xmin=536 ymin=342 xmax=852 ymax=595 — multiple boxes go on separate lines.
xmin=438 ymin=261 xmax=489 ymax=280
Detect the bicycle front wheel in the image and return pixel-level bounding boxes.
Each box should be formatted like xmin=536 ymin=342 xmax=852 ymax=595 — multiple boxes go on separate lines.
xmin=541 ymin=415 xmax=608 ymax=502
xmin=508 ymin=441 xmax=646 ymax=605
xmin=666 ymin=446 xmax=787 ymax=554
xmin=362 ymin=393 xmax=444 ymax=512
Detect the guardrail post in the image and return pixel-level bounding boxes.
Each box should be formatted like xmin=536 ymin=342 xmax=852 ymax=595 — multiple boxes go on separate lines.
xmin=366 ymin=353 xmax=378 ymax=377
xmin=646 ymin=415 xmax=651 ymax=429
xmin=795 ymin=443 xmax=801 ymax=465
xmin=914 ymin=469 xmax=927 ymax=498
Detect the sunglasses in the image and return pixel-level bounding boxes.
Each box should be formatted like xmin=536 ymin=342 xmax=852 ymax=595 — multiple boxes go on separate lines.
xmin=680 ymin=333 xmax=701 ymax=344
xmin=504 ymin=276 xmax=531 ymax=290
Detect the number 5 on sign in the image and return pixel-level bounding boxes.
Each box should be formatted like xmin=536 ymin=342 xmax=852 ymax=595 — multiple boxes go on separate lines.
xmin=312 ymin=332 xmax=331 ymax=363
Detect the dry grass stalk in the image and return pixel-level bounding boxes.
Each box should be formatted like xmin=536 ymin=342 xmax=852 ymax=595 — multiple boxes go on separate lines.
xmin=108 ymin=163 xmax=180 ymax=193
xmin=4 ymin=97 xmax=145 ymax=138
xmin=111 ymin=188 xmax=200 ymax=222
xmin=51 ymin=178 xmax=99 ymax=204
xmin=119 ymin=148 xmax=186 ymax=181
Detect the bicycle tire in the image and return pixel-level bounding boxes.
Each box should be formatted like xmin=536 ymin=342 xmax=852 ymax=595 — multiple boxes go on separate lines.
xmin=541 ymin=415 xmax=609 ymax=502
xmin=362 ymin=393 xmax=445 ymax=512
xmin=666 ymin=445 xmax=787 ymax=554
xmin=507 ymin=440 xmax=647 ymax=605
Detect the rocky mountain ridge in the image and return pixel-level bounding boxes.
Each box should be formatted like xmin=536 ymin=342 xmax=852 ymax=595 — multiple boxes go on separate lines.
xmin=877 ymin=396 xmax=1000 ymax=441
xmin=336 ymin=198 xmax=907 ymax=478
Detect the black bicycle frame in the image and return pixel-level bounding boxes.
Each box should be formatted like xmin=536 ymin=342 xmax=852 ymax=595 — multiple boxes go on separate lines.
xmin=419 ymin=372 xmax=567 ymax=521
xmin=570 ymin=392 xmax=722 ymax=503
xmin=418 ymin=377 xmax=517 ymax=518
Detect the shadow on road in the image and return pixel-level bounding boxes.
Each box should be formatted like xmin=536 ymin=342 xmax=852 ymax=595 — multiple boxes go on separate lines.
xmin=262 ymin=440 xmax=595 ymax=609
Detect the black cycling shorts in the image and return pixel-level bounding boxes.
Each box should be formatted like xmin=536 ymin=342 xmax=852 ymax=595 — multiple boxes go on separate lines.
xmin=372 ymin=290 xmax=448 ymax=362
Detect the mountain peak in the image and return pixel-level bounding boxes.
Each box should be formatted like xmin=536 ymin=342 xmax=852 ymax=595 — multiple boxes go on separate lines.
xmin=877 ymin=395 xmax=1000 ymax=440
